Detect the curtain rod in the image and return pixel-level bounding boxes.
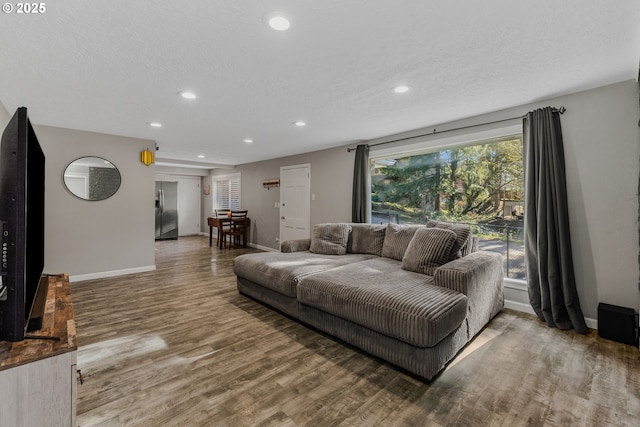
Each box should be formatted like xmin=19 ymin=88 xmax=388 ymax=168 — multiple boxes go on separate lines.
xmin=346 ymin=106 xmax=566 ymax=152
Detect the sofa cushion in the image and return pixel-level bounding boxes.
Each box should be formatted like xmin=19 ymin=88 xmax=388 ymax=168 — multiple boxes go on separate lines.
xmin=233 ymin=252 xmax=376 ymax=297
xmin=310 ymin=223 xmax=352 ymax=255
xmin=381 ymin=223 xmax=423 ymax=261
xmin=297 ymin=258 xmax=468 ymax=348
xmin=347 ymin=223 xmax=386 ymax=256
xmin=402 ymin=228 xmax=457 ymax=275
xmin=461 ymin=236 xmax=479 ymax=257
xmin=426 ymin=220 xmax=472 ymax=261
xmin=281 ymin=238 xmax=311 ymax=253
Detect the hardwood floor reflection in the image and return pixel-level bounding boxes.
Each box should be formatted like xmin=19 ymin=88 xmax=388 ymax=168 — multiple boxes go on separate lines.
xmin=72 ymin=236 xmax=640 ymax=426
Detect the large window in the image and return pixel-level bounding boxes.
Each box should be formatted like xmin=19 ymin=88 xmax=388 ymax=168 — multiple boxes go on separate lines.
xmin=371 ymin=136 xmax=525 ymax=280
xmin=212 ymin=173 xmax=241 ymax=212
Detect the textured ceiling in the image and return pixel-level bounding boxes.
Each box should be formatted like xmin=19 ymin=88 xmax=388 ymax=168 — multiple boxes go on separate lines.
xmin=1 ymin=0 xmax=638 ymax=168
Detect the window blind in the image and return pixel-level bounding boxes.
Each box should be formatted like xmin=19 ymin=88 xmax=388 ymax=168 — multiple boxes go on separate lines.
xmin=213 ymin=174 xmax=241 ymax=211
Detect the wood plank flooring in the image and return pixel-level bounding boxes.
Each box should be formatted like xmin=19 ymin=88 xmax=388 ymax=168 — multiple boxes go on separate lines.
xmin=72 ymin=236 xmax=640 ymax=426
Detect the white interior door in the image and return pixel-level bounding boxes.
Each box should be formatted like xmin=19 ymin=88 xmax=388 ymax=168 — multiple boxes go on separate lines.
xmin=280 ymin=164 xmax=311 ymax=245
xmin=65 ymin=175 xmax=87 ymax=199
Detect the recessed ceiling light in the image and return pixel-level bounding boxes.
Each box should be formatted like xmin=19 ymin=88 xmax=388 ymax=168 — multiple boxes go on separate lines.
xmin=149 ymin=122 xmax=162 ymax=128
xmin=243 ymin=139 xmax=254 ymax=144
xmin=268 ymin=15 xmax=290 ymax=31
xmin=197 ymin=155 xmax=205 ymax=159
xmin=293 ymin=121 xmax=306 ymax=127
xmin=180 ymin=91 xmax=197 ymax=99
xmin=393 ymin=85 xmax=410 ymax=94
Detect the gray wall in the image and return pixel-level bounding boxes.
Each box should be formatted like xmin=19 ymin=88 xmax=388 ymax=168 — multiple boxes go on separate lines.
xmin=8 ymin=114 xmax=157 ymax=280
xmin=203 ymin=80 xmax=640 ymax=322
xmin=0 ymin=103 xmax=10 ymax=133
xmin=552 ymin=80 xmax=639 ymax=318
xmin=2 ymin=104 xmax=157 ymax=279
xmin=203 ymin=146 xmax=355 ymax=250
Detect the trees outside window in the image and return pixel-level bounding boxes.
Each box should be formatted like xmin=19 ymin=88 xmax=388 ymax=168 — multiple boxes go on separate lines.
xmin=371 ymin=136 xmax=525 ymax=279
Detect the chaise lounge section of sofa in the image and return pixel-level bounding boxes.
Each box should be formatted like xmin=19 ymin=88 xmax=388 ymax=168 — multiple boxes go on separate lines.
xmin=234 ymin=222 xmax=504 ymax=380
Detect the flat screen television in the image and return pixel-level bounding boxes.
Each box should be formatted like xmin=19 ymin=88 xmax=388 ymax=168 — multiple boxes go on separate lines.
xmin=0 ymin=107 xmax=46 ymax=342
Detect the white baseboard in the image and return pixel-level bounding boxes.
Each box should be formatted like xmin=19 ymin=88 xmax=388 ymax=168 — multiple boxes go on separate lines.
xmin=504 ymin=299 xmax=535 ymax=314
xmin=69 ymin=265 xmax=156 ymax=282
xmin=585 ymin=317 xmax=598 ymax=330
xmin=504 ymin=298 xmax=598 ymax=330
xmin=202 ymin=234 xmax=277 ymax=252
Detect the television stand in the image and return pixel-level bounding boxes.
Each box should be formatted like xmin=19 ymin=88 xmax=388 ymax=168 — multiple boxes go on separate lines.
xmin=0 ymin=273 xmax=77 ymax=426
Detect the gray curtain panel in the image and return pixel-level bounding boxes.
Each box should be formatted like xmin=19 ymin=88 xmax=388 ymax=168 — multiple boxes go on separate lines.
xmin=352 ymin=144 xmax=369 ymax=223
xmin=523 ymin=107 xmax=588 ymax=333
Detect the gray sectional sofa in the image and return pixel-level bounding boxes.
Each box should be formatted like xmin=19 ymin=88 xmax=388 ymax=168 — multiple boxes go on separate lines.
xmin=233 ymin=221 xmax=504 ymax=380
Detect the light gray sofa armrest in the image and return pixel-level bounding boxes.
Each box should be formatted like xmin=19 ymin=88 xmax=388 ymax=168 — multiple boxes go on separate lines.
xmin=281 ymin=238 xmax=311 ymax=253
xmin=434 ymin=251 xmax=504 ymax=338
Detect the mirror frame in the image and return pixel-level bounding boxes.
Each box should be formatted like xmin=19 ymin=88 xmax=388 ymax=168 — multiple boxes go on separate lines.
xmin=63 ymin=156 xmax=121 ymax=201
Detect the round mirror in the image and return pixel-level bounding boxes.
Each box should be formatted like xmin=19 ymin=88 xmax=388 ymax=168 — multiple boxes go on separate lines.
xmin=63 ymin=157 xmax=121 ymax=201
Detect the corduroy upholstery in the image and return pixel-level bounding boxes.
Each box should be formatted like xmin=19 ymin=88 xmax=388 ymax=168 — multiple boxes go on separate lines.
xmin=347 ymin=223 xmax=386 ymax=256
xmin=426 ymin=220 xmax=472 ymax=261
xmin=237 ymin=276 xmax=300 ymax=317
xmin=297 ymin=258 xmax=468 ymax=347
xmin=402 ymin=227 xmax=457 ymax=275
xmin=381 ymin=223 xmax=423 ymax=260
xmin=280 ymin=238 xmax=311 ymax=253
xmin=309 ymin=223 xmax=352 ymax=255
xmin=298 ymin=303 xmax=470 ymax=379
xmin=234 ymin=222 xmax=504 ymax=380
xmin=233 ymin=251 xmax=376 ymax=297
xmin=434 ymin=250 xmax=504 ymax=338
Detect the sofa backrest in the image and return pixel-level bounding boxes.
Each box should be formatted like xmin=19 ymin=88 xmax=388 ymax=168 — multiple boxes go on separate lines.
xmin=380 ymin=223 xmax=424 ymax=261
xmin=426 ymin=220 xmax=475 ymax=261
xmin=313 ymin=222 xmax=477 ymax=264
xmin=346 ymin=223 xmax=386 ymax=256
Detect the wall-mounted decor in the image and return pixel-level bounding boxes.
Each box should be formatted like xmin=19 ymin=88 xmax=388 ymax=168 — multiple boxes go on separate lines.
xmin=140 ymin=148 xmax=154 ymax=166
xmin=203 ymin=184 xmax=210 ymax=195
xmin=263 ymin=179 xmax=280 ymax=190
xmin=64 ymin=156 xmax=121 ymax=201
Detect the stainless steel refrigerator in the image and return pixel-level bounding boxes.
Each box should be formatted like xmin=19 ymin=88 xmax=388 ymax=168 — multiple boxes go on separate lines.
xmin=155 ymin=181 xmax=178 ymax=240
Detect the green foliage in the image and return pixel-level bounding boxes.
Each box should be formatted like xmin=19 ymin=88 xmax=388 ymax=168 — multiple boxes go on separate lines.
xmin=371 ymin=138 xmax=523 ymax=224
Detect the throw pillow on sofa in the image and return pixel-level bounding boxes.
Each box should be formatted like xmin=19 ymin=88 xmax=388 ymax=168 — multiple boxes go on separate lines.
xmin=310 ymin=223 xmax=352 ymax=255
xmin=426 ymin=220 xmax=472 ymax=261
xmin=348 ymin=223 xmax=386 ymax=256
xmin=381 ymin=223 xmax=423 ymax=261
xmin=402 ymin=227 xmax=457 ymax=275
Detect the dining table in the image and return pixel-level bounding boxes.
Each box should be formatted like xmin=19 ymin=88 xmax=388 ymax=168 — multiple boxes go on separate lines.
xmin=207 ymin=216 xmax=250 ymax=248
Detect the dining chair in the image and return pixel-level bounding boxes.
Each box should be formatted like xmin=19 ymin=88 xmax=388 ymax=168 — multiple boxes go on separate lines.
xmin=220 ymin=210 xmax=248 ymax=248
xmin=213 ymin=209 xmax=231 ymax=247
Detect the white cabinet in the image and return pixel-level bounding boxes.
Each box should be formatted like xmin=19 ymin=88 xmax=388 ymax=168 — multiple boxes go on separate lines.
xmin=0 ymin=350 xmax=77 ymax=426
xmin=0 ymin=274 xmax=77 ymax=427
